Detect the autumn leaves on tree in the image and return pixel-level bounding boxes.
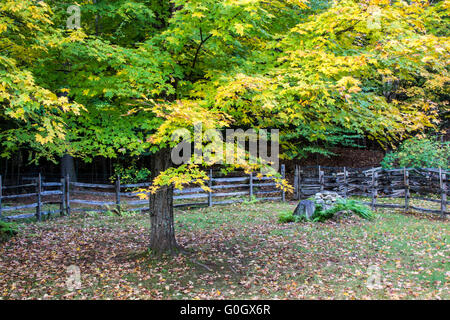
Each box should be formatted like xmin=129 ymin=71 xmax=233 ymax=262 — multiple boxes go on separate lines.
xmin=1 ymin=0 xmax=448 ymax=253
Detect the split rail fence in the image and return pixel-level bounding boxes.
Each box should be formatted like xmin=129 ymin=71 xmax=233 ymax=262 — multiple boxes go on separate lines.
xmin=293 ymin=165 xmax=448 ymax=217
xmin=1 ymin=164 xmax=448 ymax=222
xmin=0 ymin=165 xmax=286 ymax=221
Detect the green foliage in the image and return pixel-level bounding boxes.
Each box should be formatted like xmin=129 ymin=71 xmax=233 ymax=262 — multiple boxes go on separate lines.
xmin=278 ymin=199 xmax=375 ymax=223
xmin=0 ymin=220 xmax=18 ymax=243
xmin=282 ymin=127 xmax=364 ymax=160
xmin=1 ymin=0 xmax=448 ymax=190
xmin=382 ymin=137 xmax=450 ymax=170
xmin=0 ymin=1 xmax=83 ymax=161
xmin=202 ymin=0 xmax=448 ymax=158
xmin=312 ymin=199 xmax=376 ymax=222
xmin=110 ymin=162 xmax=151 ymax=184
xmin=278 ymin=211 xmax=299 ymax=223
xmin=278 ymin=209 xmax=313 ymax=223
xmin=243 ymin=196 xmax=259 ymax=205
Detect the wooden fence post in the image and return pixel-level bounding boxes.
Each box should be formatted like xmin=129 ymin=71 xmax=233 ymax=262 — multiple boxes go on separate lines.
xmin=281 ymin=164 xmax=286 ymax=201
xmin=298 ymin=166 xmax=302 ymax=199
xmin=60 ymin=177 xmax=66 ymax=216
xmin=293 ymin=166 xmax=299 ymax=200
xmin=36 ymin=173 xmax=42 ymax=221
xmin=318 ymin=165 xmax=321 ymax=190
xmin=371 ymin=169 xmax=378 ymax=211
xmin=404 ymin=167 xmax=409 ymax=212
xmin=343 ymin=167 xmax=348 ymax=199
xmin=319 ymin=166 xmax=324 ymax=192
xmin=116 ymin=175 xmax=121 ymax=214
xmin=0 ymin=175 xmax=3 ymax=220
xmin=440 ymin=168 xmax=447 ymax=218
xmin=208 ymin=169 xmax=213 ymax=207
xmin=66 ymin=174 xmax=71 ymax=216
xmin=249 ymin=171 xmax=253 ymax=201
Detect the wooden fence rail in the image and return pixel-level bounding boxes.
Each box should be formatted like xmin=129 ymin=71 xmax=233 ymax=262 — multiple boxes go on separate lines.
xmin=293 ymin=165 xmax=449 ymax=217
xmin=1 ymin=164 xmax=448 ymax=221
xmin=0 ymin=165 xmax=285 ymax=221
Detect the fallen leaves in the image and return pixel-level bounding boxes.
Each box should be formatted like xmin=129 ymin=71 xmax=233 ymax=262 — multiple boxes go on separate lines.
xmin=0 ymin=202 xmax=448 ymax=300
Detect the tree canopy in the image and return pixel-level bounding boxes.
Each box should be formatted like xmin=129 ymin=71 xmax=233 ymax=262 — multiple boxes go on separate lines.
xmin=1 ymin=0 xmax=447 ymax=168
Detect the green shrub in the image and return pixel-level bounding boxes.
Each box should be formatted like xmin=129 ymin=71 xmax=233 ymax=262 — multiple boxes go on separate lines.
xmin=381 ymin=137 xmax=449 ymax=169
xmin=278 ymin=210 xmax=311 ymax=223
xmin=278 ymin=211 xmax=303 ymax=223
xmin=110 ymin=162 xmax=152 ymax=184
xmin=278 ymin=199 xmax=375 ymax=223
xmin=313 ymin=199 xmax=375 ymax=222
xmin=0 ymin=220 xmax=18 ymax=243
xmin=278 ymin=211 xmax=295 ymax=223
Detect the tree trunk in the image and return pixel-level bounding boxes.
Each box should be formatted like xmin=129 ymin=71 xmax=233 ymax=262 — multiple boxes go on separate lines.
xmin=101 ymin=157 xmax=109 ymax=181
xmin=149 ymin=148 xmax=179 ymax=254
xmin=61 ymin=154 xmax=77 ymax=182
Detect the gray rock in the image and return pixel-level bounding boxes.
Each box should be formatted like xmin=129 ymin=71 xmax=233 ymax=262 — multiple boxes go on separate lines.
xmin=322 ymin=191 xmax=339 ymax=196
xmin=293 ymin=200 xmax=316 ymax=220
xmin=331 ymin=211 xmax=361 ymax=223
xmin=313 ymin=191 xmax=343 ymax=211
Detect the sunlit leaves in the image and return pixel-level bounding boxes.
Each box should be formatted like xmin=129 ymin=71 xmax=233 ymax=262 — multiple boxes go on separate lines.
xmin=1 ymin=0 xmax=447 ymax=187
xmin=0 ymin=0 xmax=84 ymax=160
xmin=201 ymin=0 xmax=449 ymax=158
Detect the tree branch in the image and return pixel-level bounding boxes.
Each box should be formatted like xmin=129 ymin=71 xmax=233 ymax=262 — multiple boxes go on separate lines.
xmin=187 ymin=8 xmax=244 ymax=80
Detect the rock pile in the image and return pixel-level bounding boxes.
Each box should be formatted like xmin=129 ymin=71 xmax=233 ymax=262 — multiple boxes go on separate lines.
xmin=293 ymin=191 xmax=344 ymax=220
xmin=314 ymin=191 xmax=343 ymax=211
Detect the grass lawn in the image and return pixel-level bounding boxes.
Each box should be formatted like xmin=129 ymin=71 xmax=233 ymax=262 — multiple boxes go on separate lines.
xmin=0 ymin=200 xmax=448 ymax=300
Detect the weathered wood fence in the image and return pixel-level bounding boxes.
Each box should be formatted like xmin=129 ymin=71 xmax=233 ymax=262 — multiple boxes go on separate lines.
xmin=1 ymin=164 xmax=448 ymax=221
xmin=293 ymin=165 xmax=448 ymax=217
xmin=0 ymin=173 xmax=66 ymax=221
xmin=0 ymin=165 xmax=286 ymax=221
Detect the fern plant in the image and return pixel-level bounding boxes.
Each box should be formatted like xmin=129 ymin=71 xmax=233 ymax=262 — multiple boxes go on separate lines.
xmin=278 ymin=210 xmax=312 ymax=223
xmin=313 ymin=199 xmax=375 ymax=222
xmin=278 ymin=211 xmax=295 ymax=223
xmin=0 ymin=220 xmax=18 ymax=243
xmin=278 ymin=199 xmax=375 ymax=223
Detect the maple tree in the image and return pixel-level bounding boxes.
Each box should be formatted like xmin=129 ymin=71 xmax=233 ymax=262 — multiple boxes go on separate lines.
xmin=0 ymin=0 xmax=82 ymax=160
xmin=1 ymin=0 xmax=448 ymax=253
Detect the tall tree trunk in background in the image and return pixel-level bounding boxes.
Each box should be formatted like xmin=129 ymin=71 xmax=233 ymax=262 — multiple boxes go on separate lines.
xmin=149 ymin=148 xmax=179 ymax=254
xmin=93 ymin=0 xmax=101 ymax=36
xmin=16 ymin=153 xmax=21 ymax=185
xmin=61 ymin=154 xmax=77 ymax=182
xmin=101 ymin=157 xmax=108 ymax=181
